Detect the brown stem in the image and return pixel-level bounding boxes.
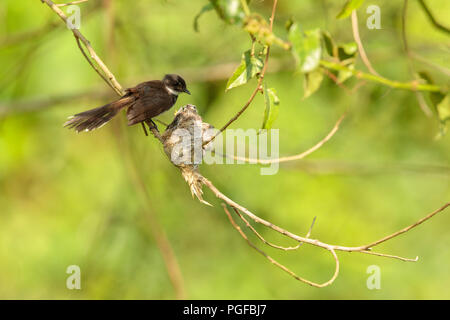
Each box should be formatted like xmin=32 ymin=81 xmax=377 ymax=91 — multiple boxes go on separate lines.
xmin=351 ymin=11 xmax=381 ymax=77
xmin=203 ymin=0 xmax=279 ymax=147
xmin=216 ymin=112 xmax=346 ymax=164
xmin=201 ymin=175 xmax=448 ymax=286
xmin=41 ymin=0 xmax=124 ymax=96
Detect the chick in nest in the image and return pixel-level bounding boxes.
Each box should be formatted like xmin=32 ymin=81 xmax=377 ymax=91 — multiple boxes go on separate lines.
xmin=161 ymin=104 xmax=215 ymax=205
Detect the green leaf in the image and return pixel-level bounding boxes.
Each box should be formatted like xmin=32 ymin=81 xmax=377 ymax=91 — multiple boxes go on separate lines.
xmin=322 ymin=31 xmax=337 ymax=57
xmin=336 ymin=0 xmax=365 ymax=19
xmin=261 ymin=84 xmax=280 ymax=130
xmin=337 ymin=62 xmax=355 ymax=83
xmin=193 ymin=3 xmax=214 ymax=32
xmin=417 ymin=71 xmax=445 ymax=108
xmin=288 ymin=24 xmax=322 ymax=73
xmin=436 ymin=94 xmax=450 ymax=123
xmin=303 ymin=69 xmax=324 ymax=98
xmin=210 ymin=0 xmax=245 ymax=26
xmin=435 ymin=94 xmax=450 ymax=138
xmin=337 ymin=42 xmax=358 ymax=61
xmin=226 ymin=50 xmax=263 ymax=91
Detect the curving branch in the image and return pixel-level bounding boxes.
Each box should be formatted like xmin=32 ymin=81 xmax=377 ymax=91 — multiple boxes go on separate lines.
xmin=40 ymin=0 xmax=124 ymax=96
xmin=39 ymin=0 xmax=450 ymax=290
xmin=320 ymin=60 xmax=442 ymax=92
xmin=216 ymin=112 xmax=346 ymax=165
xmin=401 ymin=0 xmax=433 ymax=117
xmin=201 ymin=175 xmax=448 ymax=287
xmin=417 ymin=0 xmax=450 ymax=35
xmin=351 ymin=11 xmax=381 ymax=77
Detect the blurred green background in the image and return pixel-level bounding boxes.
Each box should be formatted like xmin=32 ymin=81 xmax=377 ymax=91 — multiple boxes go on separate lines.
xmin=0 ymin=0 xmax=449 ymax=299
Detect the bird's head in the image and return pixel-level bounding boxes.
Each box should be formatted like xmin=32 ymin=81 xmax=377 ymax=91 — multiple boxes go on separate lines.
xmin=163 ymin=74 xmax=190 ymax=96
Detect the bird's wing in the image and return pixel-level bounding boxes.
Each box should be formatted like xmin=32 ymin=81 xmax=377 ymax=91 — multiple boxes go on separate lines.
xmin=126 ymin=83 xmax=175 ymax=125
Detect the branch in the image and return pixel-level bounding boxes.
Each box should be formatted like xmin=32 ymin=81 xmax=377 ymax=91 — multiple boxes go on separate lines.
xmin=40 ymin=0 xmax=124 ymax=96
xmin=56 ymin=0 xmax=89 ymax=6
xmin=401 ymin=0 xmax=433 ymax=117
xmin=351 ymin=11 xmax=381 ymax=77
xmin=410 ymin=52 xmax=450 ymax=78
xmin=201 ymin=175 xmax=448 ymax=286
xmin=203 ymin=0 xmax=279 ymax=147
xmin=320 ymin=60 xmax=443 ymax=92
xmin=41 ymin=0 xmax=185 ymax=298
xmin=417 ymin=0 xmax=450 ymax=35
xmin=216 ymin=112 xmax=346 ymax=164
xmin=223 ymin=205 xmax=339 ymax=288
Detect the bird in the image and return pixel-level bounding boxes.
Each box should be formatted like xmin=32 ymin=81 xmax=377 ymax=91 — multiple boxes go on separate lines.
xmin=161 ymin=104 xmax=214 ymax=205
xmin=64 ymin=74 xmax=190 ymax=132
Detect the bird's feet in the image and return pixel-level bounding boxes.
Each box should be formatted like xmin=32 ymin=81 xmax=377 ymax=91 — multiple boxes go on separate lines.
xmin=143 ymin=119 xmax=159 ymax=132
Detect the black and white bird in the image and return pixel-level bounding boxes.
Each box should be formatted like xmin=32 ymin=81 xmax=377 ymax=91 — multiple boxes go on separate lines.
xmin=64 ymin=74 xmax=190 ymax=132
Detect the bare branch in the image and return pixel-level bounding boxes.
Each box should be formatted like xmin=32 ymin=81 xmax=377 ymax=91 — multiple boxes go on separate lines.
xmin=41 ymin=0 xmax=124 ymax=96
xmin=351 ymin=11 xmax=381 ymax=77
xmin=360 ymin=202 xmax=450 ymax=250
xmin=200 ymin=175 xmax=448 ymax=286
xmin=223 ymin=204 xmax=339 ymax=288
xmin=401 ymin=0 xmax=433 ymax=117
xmin=410 ymin=52 xmax=450 ymax=78
xmin=232 ymin=207 xmax=302 ymax=251
xmin=56 ymin=0 xmax=89 ymax=7
xmin=217 ymin=112 xmax=346 ymax=164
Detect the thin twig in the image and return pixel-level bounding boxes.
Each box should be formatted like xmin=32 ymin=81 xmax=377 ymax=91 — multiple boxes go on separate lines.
xmin=203 ymin=0 xmax=278 ymax=147
xmin=41 ymin=0 xmax=124 ymax=96
xmin=401 ymin=0 xmax=433 ymax=117
xmin=359 ymin=202 xmax=450 ymax=250
xmin=233 ymin=208 xmax=317 ymax=251
xmin=217 ymin=112 xmax=346 ymax=164
xmin=323 ymin=68 xmax=351 ymax=93
xmin=351 ymin=11 xmax=381 ymax=77
xmin=201 ymin=175 xmax=448 ymax=287
xmin=223 ymin=204 xmax=340 ymax=288
xmin=417 ymin=0 xmax=450 ymax=35
xmin=233 ymin=207 xmax=301 ymax=251
xmin=75 ymin=36 xmax=117 ymax=94
xmin=320 ymin=60 xmax=442 ymax=92
xmin=56 ymin=0 xmax=89 ymax=6
xmin=410 ymin=52 xmax=450 ymax=78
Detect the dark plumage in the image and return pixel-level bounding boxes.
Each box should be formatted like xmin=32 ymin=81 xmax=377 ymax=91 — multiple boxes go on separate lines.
xmin=64 ymin=74 xmax=190 ymax=132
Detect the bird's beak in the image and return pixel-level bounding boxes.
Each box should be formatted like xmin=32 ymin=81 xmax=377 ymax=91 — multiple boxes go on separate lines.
xmin=184 ymin=88 xmax=191 ymax=95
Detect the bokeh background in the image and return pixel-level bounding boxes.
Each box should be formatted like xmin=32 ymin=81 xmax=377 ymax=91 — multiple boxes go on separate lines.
xmin=0 ymin=0 xmax=449 ymax=299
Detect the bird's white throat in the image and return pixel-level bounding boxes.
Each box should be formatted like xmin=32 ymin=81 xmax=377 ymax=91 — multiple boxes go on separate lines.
xmin=165 ymin=86 xmax=180 ymax=96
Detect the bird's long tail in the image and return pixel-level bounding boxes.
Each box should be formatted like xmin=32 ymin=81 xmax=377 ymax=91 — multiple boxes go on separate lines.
xmin=64 ymin=96 xmax=134 ymax=132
